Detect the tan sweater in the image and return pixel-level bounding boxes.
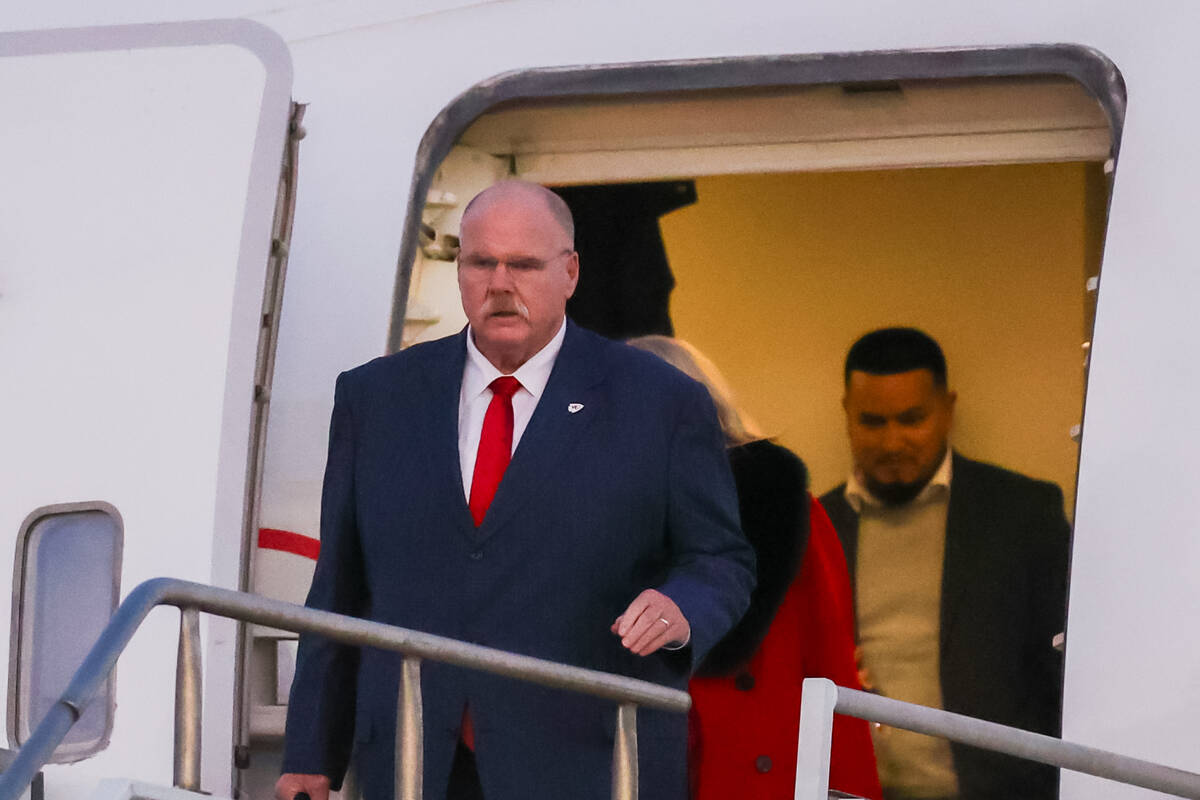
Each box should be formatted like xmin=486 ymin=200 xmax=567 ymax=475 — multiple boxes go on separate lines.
xmin=853 ymin=470 xmax=959 ymax=798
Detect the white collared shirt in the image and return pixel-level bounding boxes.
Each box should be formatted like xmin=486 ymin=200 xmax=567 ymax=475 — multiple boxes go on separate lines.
xmin=844 ymin=447 xmax=954 ymax=513
xmin=458 ymin=318 xmax=567 ymax=497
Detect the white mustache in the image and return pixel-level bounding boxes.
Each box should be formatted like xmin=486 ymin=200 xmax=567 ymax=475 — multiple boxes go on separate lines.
xmin=483 ymin=294 xmax=530 ymax=320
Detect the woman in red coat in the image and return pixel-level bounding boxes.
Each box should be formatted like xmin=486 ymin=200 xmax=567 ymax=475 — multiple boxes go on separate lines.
xmin=628 ymin=336 xmax=881 ymax=800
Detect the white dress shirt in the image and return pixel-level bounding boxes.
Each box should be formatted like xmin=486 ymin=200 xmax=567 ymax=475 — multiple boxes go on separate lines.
xmin=844 ymin=447 xmax=953 ymax=513
xmin=458 ymin=318 xmax=567 ymax=498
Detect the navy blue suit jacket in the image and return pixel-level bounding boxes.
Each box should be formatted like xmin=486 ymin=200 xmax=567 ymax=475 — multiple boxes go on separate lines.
xmin=283 ymin=322 xmax=755 ymax=800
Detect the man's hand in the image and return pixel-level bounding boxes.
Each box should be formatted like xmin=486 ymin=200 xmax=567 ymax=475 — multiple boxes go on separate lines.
xmin=275 ymin=773 xmax=330 ymax=800
xmin=854 ymin=646 xmax=888 ymax=736
xmin=854 ymin=646 xmax=875 ymax=692
xmin=611 ymin=589 xmax=690 ymax=656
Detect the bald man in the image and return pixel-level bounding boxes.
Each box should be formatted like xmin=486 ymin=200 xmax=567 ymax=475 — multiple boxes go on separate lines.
xmin=277 ymin=182 xmax=755 ymax=800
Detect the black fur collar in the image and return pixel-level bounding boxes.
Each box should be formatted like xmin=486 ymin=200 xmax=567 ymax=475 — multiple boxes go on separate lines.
xmin=697 ymin=440 xmax=809 ymax=676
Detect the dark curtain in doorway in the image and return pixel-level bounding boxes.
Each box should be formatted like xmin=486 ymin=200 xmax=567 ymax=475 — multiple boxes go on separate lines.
xmin=554 ymin=180 xmax=697 ymax=340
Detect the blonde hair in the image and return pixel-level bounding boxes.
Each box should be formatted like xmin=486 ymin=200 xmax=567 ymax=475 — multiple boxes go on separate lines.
xmin=626 ymin=335 xmax=765 ymax=447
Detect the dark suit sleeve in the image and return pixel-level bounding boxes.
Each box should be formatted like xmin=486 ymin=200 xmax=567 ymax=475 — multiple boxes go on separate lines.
xmin=281 ymin=372 xmax=367 ymax=788
xmin=656 ymin=381 xmax=756 ymax=671
xmin=1027 ymin=481 xmax=1071 ymax=738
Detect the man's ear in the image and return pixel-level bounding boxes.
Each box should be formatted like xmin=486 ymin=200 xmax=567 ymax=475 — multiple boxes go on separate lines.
xmin=564 ymin=250 xmax=580 ymax=298
xmin=944 ymin=389 xmax=958 ymax=423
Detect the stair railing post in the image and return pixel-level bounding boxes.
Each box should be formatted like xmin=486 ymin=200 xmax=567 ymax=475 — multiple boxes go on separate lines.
xmin=611 ymin=702 xmax=638 ymax=800
xmin=794 ymin=677 xmax=838 ymax=800
xmin=395 ymin=656 xmax=424 ymax=800
xmin=174 ymin=606 xmax=203 ymax=792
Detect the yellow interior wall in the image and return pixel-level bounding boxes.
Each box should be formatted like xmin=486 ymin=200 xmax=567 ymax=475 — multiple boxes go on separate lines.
xmin=660 ymin=163 xmax=1096 ymax=508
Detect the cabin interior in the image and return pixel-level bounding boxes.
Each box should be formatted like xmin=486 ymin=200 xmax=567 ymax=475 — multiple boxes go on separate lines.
xmin=243 ymin=73 xmax=1112 ymax=797
xmin=402 ymin=75 xmax=1108 ymax=504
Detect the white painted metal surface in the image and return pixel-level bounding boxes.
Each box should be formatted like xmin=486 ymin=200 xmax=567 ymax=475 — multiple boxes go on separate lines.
xmin=86 ymin=779 xmax=228 ymax=800
xmin=794 ymin=677 xmax=838 ymax=800
xmin=0 ymin=3 xmax=1198 ymax=799
xmin=0 ymin=21 xmax=291 ymax=798
xmin=269 ymin=12 xmax=1200 ymax=795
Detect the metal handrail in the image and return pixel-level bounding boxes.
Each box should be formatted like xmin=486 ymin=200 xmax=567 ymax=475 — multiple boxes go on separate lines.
xmin=0 ymin=578 xmax=690 ymax=800
xmin=795 ymin=677 xmax=1200 ymax=799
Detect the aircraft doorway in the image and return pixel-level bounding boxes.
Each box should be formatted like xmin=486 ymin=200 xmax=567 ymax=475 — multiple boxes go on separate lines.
xmin=533 ymin=163 xmax=1105 ymax=505
xmin=245 ymin=46 xmax=1122 ymax=798
xmin=659 ymin=162 xmax=1107 ymax=505
xmin=403 ymin=67 xmax=1114 ymax=509
xmin=386 ymin=55 xmax=1122 ymax=785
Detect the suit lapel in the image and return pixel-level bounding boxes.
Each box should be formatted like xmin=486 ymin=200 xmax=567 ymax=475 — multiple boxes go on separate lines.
xmin=421 ymin=330 xmax=477 ymax=534
xmin=825 ymin=490 xmax=860 ymax=590
xmin=472 ymin=322 xmax=606 ymax=543
xmin=822 ymin=489 xmax=861 ymax=642
xmin=940 ymin=452 xmax=977 ymax=660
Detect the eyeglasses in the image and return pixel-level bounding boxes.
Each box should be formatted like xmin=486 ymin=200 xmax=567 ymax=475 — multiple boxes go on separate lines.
xmin=459 ymin=249 xmax=573 ymax=273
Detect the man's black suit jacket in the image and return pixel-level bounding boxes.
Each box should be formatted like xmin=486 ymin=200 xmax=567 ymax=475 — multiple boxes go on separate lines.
xmin=820 ymin=452 xmax=1070 ymax=800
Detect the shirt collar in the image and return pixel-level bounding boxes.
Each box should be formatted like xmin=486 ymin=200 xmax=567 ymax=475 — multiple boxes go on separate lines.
xmin=844 ymin=447 xmax=953 ymax=513
xmin=463 ymin=317 xmax=567 ymax=402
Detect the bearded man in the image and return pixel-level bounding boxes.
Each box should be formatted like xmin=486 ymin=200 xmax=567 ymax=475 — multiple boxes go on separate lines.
xmin=820 ymin=327 xmax=1070 ymax=800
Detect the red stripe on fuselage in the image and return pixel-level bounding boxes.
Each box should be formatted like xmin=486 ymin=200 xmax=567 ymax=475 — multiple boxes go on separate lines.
xmin=258 ymin=528 xmax=320 ymax=560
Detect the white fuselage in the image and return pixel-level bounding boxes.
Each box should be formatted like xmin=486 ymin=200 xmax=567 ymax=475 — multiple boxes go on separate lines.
xmin=1 ymin=3 xmax=1197 ymax=799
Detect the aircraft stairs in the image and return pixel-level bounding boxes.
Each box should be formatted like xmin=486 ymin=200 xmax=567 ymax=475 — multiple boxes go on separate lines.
xmin=0 ymin=579 xmax=1197 ymax=800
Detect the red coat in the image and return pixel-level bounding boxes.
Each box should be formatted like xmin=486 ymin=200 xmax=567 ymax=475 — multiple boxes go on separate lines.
xmin=689 ymin=495 xmax=882 ymax=800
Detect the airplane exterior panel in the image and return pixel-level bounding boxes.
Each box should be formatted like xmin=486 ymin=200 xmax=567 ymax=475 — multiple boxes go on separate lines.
xmin=0 ymin=21 xmax=291 ymax=798
xmin=267 ymin=6 xmax=1196 ymax=797
xmin=2 ymin=2 xmax=1199 ymax=798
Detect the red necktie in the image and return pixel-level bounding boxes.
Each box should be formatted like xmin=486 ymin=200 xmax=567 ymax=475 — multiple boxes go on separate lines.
xmin=462 ymin=376 xmax=520 ymax=751
xmin=468 ymin=376 xmax=522 ymax=526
